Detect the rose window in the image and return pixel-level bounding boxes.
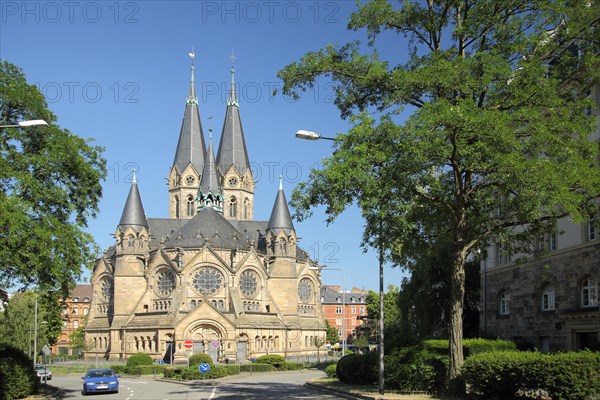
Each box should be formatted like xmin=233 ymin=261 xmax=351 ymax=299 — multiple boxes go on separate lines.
xmin=240 ymin=270 xmax=258 ymax=297
xmin=157 ymin=270 xmax=175 ymax=296
xmin=298 ymin=278 xmax=313 ymax=303
xmin=100 ymin=277 xmax=112 ymax=302
xmin=192 ymin=267 xmax=223 ymax=295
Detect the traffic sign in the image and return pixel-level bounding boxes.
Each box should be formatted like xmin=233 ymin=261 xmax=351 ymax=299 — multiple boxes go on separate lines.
xmin=211 ymin=340 xmax=220 ymax=348
xmin=199 ymin=363 xmax=210 ymax=373
xmin=184 ymin=340 xmax=193 ymax=349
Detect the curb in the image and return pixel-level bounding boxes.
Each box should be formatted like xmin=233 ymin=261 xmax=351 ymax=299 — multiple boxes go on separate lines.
xmin=305 ymin=381 xmax=375 ymax=400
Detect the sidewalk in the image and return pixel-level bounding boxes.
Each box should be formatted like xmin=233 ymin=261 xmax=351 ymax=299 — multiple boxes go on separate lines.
xmin=305 ymin=379 xmax=439 ymax=400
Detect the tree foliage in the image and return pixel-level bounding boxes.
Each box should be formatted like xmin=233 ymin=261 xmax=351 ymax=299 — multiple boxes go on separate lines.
xmin=0 ymin=60 xmax=106 ymax=297
xmin=324 ymin=319 xmax=339 ymax=344
xmin=279 ymin=0 xmax=600 ymax=388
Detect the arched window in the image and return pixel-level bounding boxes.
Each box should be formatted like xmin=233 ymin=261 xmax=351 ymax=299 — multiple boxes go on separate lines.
xmin=187 ymin=195 xmax=195 ymax=216
xmin=127 ymin=235 xmax=135 ymax=248
xmin=541 ymin=285 xmax=555 ymax=311
xmin=581 ymin=277 xmax=598 ymax=307
xmin=243 ymin=198 xmax=249 ymax=219
xmin=191 ymin=300 xmax=197 ymax=308
xmin=175 ymin=196 xmax=180 ymax=218
xmin=229 ymin=196 xmax=237 ymax=218
xmin=500 ymin=291 xmax=510 ymax=315
xmin=72 ymin=307 xmax=78 ymax=315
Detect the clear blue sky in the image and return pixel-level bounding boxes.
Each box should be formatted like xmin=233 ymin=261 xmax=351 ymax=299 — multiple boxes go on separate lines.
xmin=1 ymin=1 xmax=407 ymax=292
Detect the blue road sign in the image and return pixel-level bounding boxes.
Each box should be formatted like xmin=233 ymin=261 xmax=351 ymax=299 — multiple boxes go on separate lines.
xmin=199 ymin=363 xmax=210 ymax=373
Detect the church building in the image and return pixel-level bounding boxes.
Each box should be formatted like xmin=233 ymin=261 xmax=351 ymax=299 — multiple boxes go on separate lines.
xmin=85 ymin=55 xmax=326 ymax=363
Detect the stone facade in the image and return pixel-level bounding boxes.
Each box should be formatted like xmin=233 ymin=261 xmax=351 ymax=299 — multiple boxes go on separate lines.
xmin=482 ymin=225 xmax=600 ymax=352
xmin=84 ymin=56 xmax=326 ymax=363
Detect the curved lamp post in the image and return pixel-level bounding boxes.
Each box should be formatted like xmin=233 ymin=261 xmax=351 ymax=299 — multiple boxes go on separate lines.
xmin=0 ymin=119 xmax=48 ymax=128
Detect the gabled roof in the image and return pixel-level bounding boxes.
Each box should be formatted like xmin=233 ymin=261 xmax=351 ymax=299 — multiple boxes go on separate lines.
xmin=266 ymin=179 xmax=294 ymax=235
xmin=172 ymin=60 xmax=206 ymax=174
xmin=216 ymin=63 xmax=250 ymax=177
xmin=118 ymin=178 xmax=148 ymax=229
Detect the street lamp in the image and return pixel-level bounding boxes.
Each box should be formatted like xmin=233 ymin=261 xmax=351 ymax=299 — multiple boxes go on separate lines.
xmin=310 ymin=265 xmax=346 ymax=354
xmin=295 ymin=130 xmax=335 ymax=141
xmin=0 ymin=119 xmax=48 ymax=128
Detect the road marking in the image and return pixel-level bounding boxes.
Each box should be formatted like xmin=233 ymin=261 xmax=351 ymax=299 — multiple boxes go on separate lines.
xmin=208 ymin=386 xmax=217 ymax=399
xmin=121 ymin=380 xmax=147 ymax=383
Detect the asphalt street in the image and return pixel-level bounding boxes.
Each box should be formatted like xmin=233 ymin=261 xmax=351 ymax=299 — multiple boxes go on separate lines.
xmin=49 ymin=370 xmax=343 ymax=399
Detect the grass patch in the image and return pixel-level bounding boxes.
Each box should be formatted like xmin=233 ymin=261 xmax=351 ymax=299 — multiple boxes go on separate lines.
xmin=310 ymin=377 xmax=447 ymax=400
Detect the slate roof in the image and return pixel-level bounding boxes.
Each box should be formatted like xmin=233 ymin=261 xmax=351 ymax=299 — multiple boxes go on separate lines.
xmin=199 ymin=138 xmax=222 ymax=194
xmin=320 ymin=286 xmax=367 ymax=304
xmin=266 ymin=182 xmax=295 ymax=235
xmin=172 ymin=64 xmax=206 ymax=174
xmin=118 ymin=181 xmax=148 ymax=229
xmin=216 ymin=67 xmax=250 ymax=177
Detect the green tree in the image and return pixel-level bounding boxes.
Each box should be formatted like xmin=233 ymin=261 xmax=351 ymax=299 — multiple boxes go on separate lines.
xmin=364 ymin=285 xmax=402 ymax=347
xmin=0 ymin=292 xmax=51 ymax=357
xmin=280 ymin=0 xmax=600 ymax=389
xmin=324 ymin=319 xmax=339 ymax=345
xmin=0 ymin=60 xmax=106 ymax=297
xmin=398 ymin=239 xmax=480 ymax=339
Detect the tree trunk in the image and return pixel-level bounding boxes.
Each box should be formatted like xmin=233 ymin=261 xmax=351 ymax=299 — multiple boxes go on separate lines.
xmin=448 ymin=246 xmax=467 ymax=394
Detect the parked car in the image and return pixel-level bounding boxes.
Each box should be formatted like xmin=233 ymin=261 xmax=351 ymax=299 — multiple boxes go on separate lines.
xmin=82 ymin=368 xmax=119 ymax=395
xmin=35 ymin=364 xmax=52 ymax=381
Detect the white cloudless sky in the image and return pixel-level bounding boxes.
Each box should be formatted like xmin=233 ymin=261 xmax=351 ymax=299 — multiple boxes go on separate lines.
xmin=1 ymin=1 xmax=409 ymax=292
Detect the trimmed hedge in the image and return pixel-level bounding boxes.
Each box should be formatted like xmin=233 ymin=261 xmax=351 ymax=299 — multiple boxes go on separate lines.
xmin=0 ymin=343 xmax=38 ymax=400
xmin=240 ymin=363 xmax=275 ymax=373
xmin=254 ymin=354 xmax=286 ymax=369
xmin=164 ymin=365 xmax=241 ymax=380
xmin=336 ymin=353 xmax=378 ymax=386
xmin=462 ymin=351 xmax=600 ymax=400
xmin=126 ymin=352 xmax=153 ymax=368
xmin=423 ymin=338 xmax=516 ymax=357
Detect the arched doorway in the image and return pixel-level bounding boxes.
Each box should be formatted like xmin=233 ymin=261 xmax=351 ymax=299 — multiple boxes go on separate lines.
xmin=190 ymin=324 xmax=222 ymax=363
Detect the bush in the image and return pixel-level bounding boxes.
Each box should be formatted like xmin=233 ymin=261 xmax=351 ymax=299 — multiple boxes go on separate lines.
xmin=188 ymin=353 xmax=214 ymax=368
xmin=110 ymin=365 xmax=127 ymax=374
xmin=336 ymin=353 xmax=378 ymax=385
xmin=0 ymin=342 xmax=38 ymax=400
xmin=254 ymin=354 xmax=285 ymax=369
xmin=325 ymin=364 xmax=337 ymax=379
xmin=462 ymin=351 xmax=600 ymax=400
xmin=422 ymin=338 xmax=516 ymax=357
xmin=281 ymin=362 xmax=303 ymax=371
xmin=385 ymin=346 xmax=447 ymax=393
xmin=128 ymin=364 xmax=167 ymax=375
xmin=126 ymin=352 xmax=153 ymax=368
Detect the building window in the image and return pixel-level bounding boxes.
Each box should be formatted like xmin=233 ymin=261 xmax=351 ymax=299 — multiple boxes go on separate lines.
xmin=243 ymin=198 xmax=249 ymax=219
xmin=351 ymin=306 xmax=356 ymax=314
xmin=157 ymin=269 xmax=176 ymax=297
xmin=84 ymin=307 xmax=89 ymax=315
xmin=192 ymin=267 xmax=223 ymax=295
xmin=587 ymin=216 xmax=597 ymax=241
xmin=541 ymin=286 xmax=555 ymax=311
xmin=127 ymin=235 xmax=135 ymax=248
xmin=581 ymin=277 xmax=598 ymax=308
xmin=73 ymin=297 xmax=79 ymax=302
xmin=175 ymin=196 xmax=180 ymax=218
xmin=73 ymin=320 xmax=79 ymax=329
xmin=360 ymin=307 xmax=365 ymax=315
xmin=239 ymin=270 xmax=258 ymax=297
xmin=335 ymin=306 xmax=342 ymax=314
xmin=548 ymin=232 xmax=557 ymax=251
xmin=298 ymin=278 xmax=314 ymax=303
xmin=187 ymin=195 xmax=195 ymax=216
xmin=229 ymin=196 xmax=237 ymax=218
xmin=72 ymin=308 xmax=78 ymax=315
xmin=500 ymin=292 xmax=510 ymax=315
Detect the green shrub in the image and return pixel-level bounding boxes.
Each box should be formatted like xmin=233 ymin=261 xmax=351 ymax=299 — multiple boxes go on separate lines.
xmin=336 ymin=353 xmax=378 ymax=385
xmin=281 ymin=362 xmax=303 ymax=371
xmin=462 ymin=351 xmax=600 ymax=400
xmin=110 ymin=365 xmax=127 ymax=374
xmin=128 ymin=364 xmax=166 ymax=375
xmin=422 ymin=338 xmax=516 ymax=357
xmin=325 ymin=364 xmax=337 ymax=379
xmin=188 ymin=353 xmax=214 ymax=368
xmin=0 ymin=343 xmax=38 ymax=400
xmin=254 ymin=354 xmax=286 ymax=368
xmin=240 ymin=363 xmax=275 ymax=373
xmin=126 ymin=352 xmax=153 ymax=368
xmin=385 ymin=346 xmax=447 ymax=393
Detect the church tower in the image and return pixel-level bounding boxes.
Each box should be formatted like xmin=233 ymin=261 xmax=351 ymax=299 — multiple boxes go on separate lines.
xmin=266 ymin=176 xmax=297 ymax=260
xmin=216 ymin=51 xmax=254 ymax=221
xmin=168 ymin=52 xmax=206 ymax=219
xmin=113 ymin=171 xmax=150 ymax=319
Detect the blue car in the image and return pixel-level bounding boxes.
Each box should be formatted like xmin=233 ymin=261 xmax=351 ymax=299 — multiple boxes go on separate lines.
xmin=82 ymin=368 xmax=119 ymax=395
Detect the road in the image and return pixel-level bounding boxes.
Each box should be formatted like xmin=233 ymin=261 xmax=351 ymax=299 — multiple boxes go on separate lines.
xmin=49 ymin=370 xmax=343 ymax=399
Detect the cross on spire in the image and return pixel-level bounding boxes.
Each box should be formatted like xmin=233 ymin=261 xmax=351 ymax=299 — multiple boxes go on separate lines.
xmin=228 ymin=49 xmax=238 ymax=106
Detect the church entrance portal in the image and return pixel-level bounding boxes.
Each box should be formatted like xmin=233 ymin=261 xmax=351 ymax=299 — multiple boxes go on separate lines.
xmin=191 ymin=324 xmax=222 ymax=364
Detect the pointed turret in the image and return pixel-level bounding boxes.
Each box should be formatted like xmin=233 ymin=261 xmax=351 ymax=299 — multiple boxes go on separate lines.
xmin=119 ymin=170 xmax=148 ymax=229
xmin=172 ymin=51 xmax=206 ymax=175
xmin=217 ymin=51 xmax=255 ymax=222
xmin=169 ymin=51 xmax=206 ymax=219
xmin=216 ymin=50 xmax=251 ymax=177
xmin=197 ymin=128 xmax=223 ymax=214
xmin=267 ymin=176 xmax=295 ymax=235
